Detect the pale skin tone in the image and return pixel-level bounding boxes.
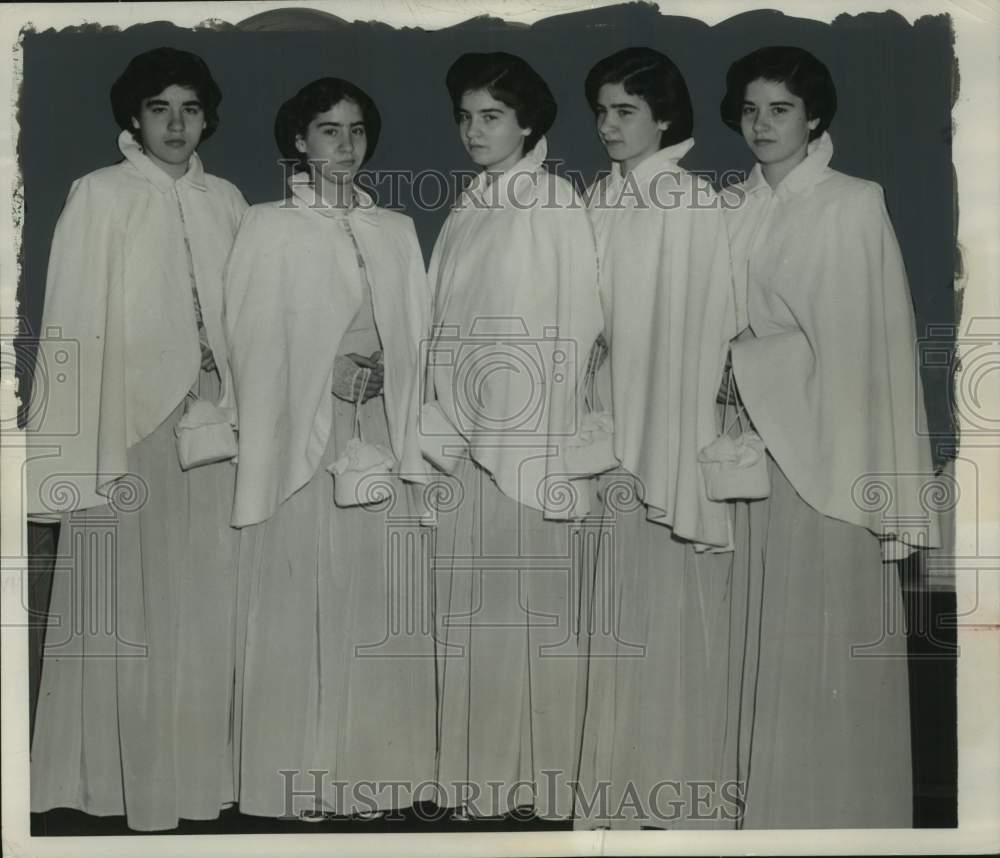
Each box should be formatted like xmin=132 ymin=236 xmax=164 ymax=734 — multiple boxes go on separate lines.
xmin=295 ymin=99 xmax=366 ymax=209
xmin=130 ymin=83 xmax=205 ymax=180
xmin=456 ymin=89 xmax=531 ymax=182
xmin=594 ymin=82 xmax=669 ymax=174
xmin=131 ymin=84 xmax=219 ymax=370
xmin=336 ymin=351 xmax=383 ymax=403
xmin=740 ymin=78 xmax=820 ymax=189
xmin=296 ymin=98 xmax=383 ymax=399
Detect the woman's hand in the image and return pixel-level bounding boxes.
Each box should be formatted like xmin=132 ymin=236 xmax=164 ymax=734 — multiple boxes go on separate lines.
xmin=347 ymin=352 xmax=384 ymax=401
xmin=332 ymin=352 xmax=384 ymax=402
xmin=200 ymin=341 xmax=217 ymax=373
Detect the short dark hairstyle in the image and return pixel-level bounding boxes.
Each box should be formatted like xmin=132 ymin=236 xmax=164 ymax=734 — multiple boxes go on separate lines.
xmin=719 ymin=46 xmax=837 ymax=141
xmin=445 ymin=52 xmax=556 ymax=154
xmin=584 ymin=47 xmax=694 ymax=148
xmin=110 ymin=47 xmax=222 ymax=143
xmin=274 ymin=77 xmax=382 ymax=170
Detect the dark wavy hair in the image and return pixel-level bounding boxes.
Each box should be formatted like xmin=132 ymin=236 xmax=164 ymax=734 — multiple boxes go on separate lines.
xmin=719 ymin=46 xmax=837 ymax=141
xmin=584 ymin=47 xmax=694 ymax=148
xmin=110 ymin=47 xmax=222 ymax=143
xmin=445 ymin=52 xmax=556 ymax=154
xmin=274 ymin=77 xmax=382 ymax=170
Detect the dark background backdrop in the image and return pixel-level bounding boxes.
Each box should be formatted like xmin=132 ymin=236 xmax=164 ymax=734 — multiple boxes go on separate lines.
xmin=18 ymin=5 xmax=957 ymax=455
xmin=18 ymin=4 xmax=958 ymax=833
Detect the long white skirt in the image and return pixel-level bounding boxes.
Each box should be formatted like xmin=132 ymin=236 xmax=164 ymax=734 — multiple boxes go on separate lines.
xmin=233 ymin=393 xmax=436 ymax=817
xmin=433 ymin=457 xmax=587 ymax=819
xmin=729 ymin=458 xmax=912 ymax=827
xmin=30 ymin=370 xmax=240 ymax=831
xmin=575 ymin=471 xmax=739 ymax=829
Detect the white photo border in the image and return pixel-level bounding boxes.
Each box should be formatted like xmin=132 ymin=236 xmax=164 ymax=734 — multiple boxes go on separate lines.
xmin=1 ymin=1 xmax=997 ymax=855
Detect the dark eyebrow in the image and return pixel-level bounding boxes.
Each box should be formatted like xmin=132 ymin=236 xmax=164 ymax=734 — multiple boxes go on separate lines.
xmin=608 ymin=102 xmax=638 ymax=110
xmin=743 ymin=99 xmax=795 ymax=108
xmin=143 ymin=97 xmax=203 ymax=108
xmin=457 ymin=107 xmax=507 ymax=118
xmin=315 ymin=121 xmax=365 ymax=128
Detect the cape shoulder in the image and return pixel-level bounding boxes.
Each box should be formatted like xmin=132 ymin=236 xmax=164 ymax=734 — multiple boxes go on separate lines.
xmin=587 ymin=162 xmax=716 ymax=207
xmin=814 ymin=168 xmax=884 ymax=206
xmin=71 ymin=160 xmax=246 ymax=209
xmin=241 ymin=195 xmax=416 ymax=234
xmin=482 ymin=166 xmax=585 ymax=210
xmin=648 ymin=164 xmax=719 ymax=207
xmin=372 ymin=204 xmax=417 ymax=230
xmin=802 ymin=171 xmax=889 ymax=240
xmin=730 ymin=165 xmax=883 ymax=205
xmin=59 ymin=162 xmax=144 ymax=217
xmin=529 ymin=168 xmax=585 ymax=211
xmin=70 ymin=160 xmax=144 ymax=194
xmin=52 ymin=164 xmax=134 ymax=238
xmin=723 ymin=166 xmax=885 ymax=220
xmin=202 ymin=172 xmax=249 ymax=208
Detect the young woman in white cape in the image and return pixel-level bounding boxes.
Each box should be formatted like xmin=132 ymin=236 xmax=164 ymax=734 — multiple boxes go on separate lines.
xmin=573 ymin=47 xmax=740 ymax=830
xmin=424 ymin=52 xmax=605 ymax=819
xmin=719 ymin=46 xmax=941 ymax=828
xmin=27 ymin=48 xmax=248 ymax=831
xmin=223 ymin=77 xmax=434 ymax=819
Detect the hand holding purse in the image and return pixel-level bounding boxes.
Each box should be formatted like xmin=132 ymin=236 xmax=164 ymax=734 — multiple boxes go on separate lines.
xmin=327 ymin=368 xmax=397 ymax=507
xmin=698 ymin=362 xmax=770 ymax=501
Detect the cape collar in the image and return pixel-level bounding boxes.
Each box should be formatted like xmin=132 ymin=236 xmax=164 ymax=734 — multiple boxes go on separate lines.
xmin=744 ymin=131 xmax=834 ymax=199
xmin=597 ymin=137 xmax=695 ymax=206
xmin=118 ymin=129 xmax=207 ymax=193
xmin=287 ymin=172 xmax=379 ymax=225
xmin=457 ymin=136 xmax=548 ymax=209
xmin=609 ymin=136 xmax=695 ymax=189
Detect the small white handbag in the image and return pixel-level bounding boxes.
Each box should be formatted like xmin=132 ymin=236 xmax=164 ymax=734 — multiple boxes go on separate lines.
xmin=698 ymin=364 xmax=770 ymax=501
xmin=175 ymin=392 xmax=237 ymax=471
xmin=327 ymin=368 xmax=397 ymax=507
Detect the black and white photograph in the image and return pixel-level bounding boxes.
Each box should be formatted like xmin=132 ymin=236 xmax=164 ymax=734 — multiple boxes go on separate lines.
xmin=1 ymin=1 xmax=997 ymax=855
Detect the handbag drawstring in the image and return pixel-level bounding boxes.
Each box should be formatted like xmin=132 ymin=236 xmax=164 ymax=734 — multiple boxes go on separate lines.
xmin=353 ymin=367 xmax=372 ymax=444
xmin=582 ymin=337 xmax=606 ymax=414
xmin=721 ymin=362 xmax=749 ymax=438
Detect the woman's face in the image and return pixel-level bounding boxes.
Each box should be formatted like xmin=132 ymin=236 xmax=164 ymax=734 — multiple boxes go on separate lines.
xmin=740 ymin=78 xmax=820 ymax=181
xmin=594 ymin=82 xmax=668 ymax=173
xmin=295 ymin=98 xmax=367 ymax=186
xmin=130 ymin=84 xmax=205 ymax=179
xmin=457 ymin=89 xmax=530 ymax=173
